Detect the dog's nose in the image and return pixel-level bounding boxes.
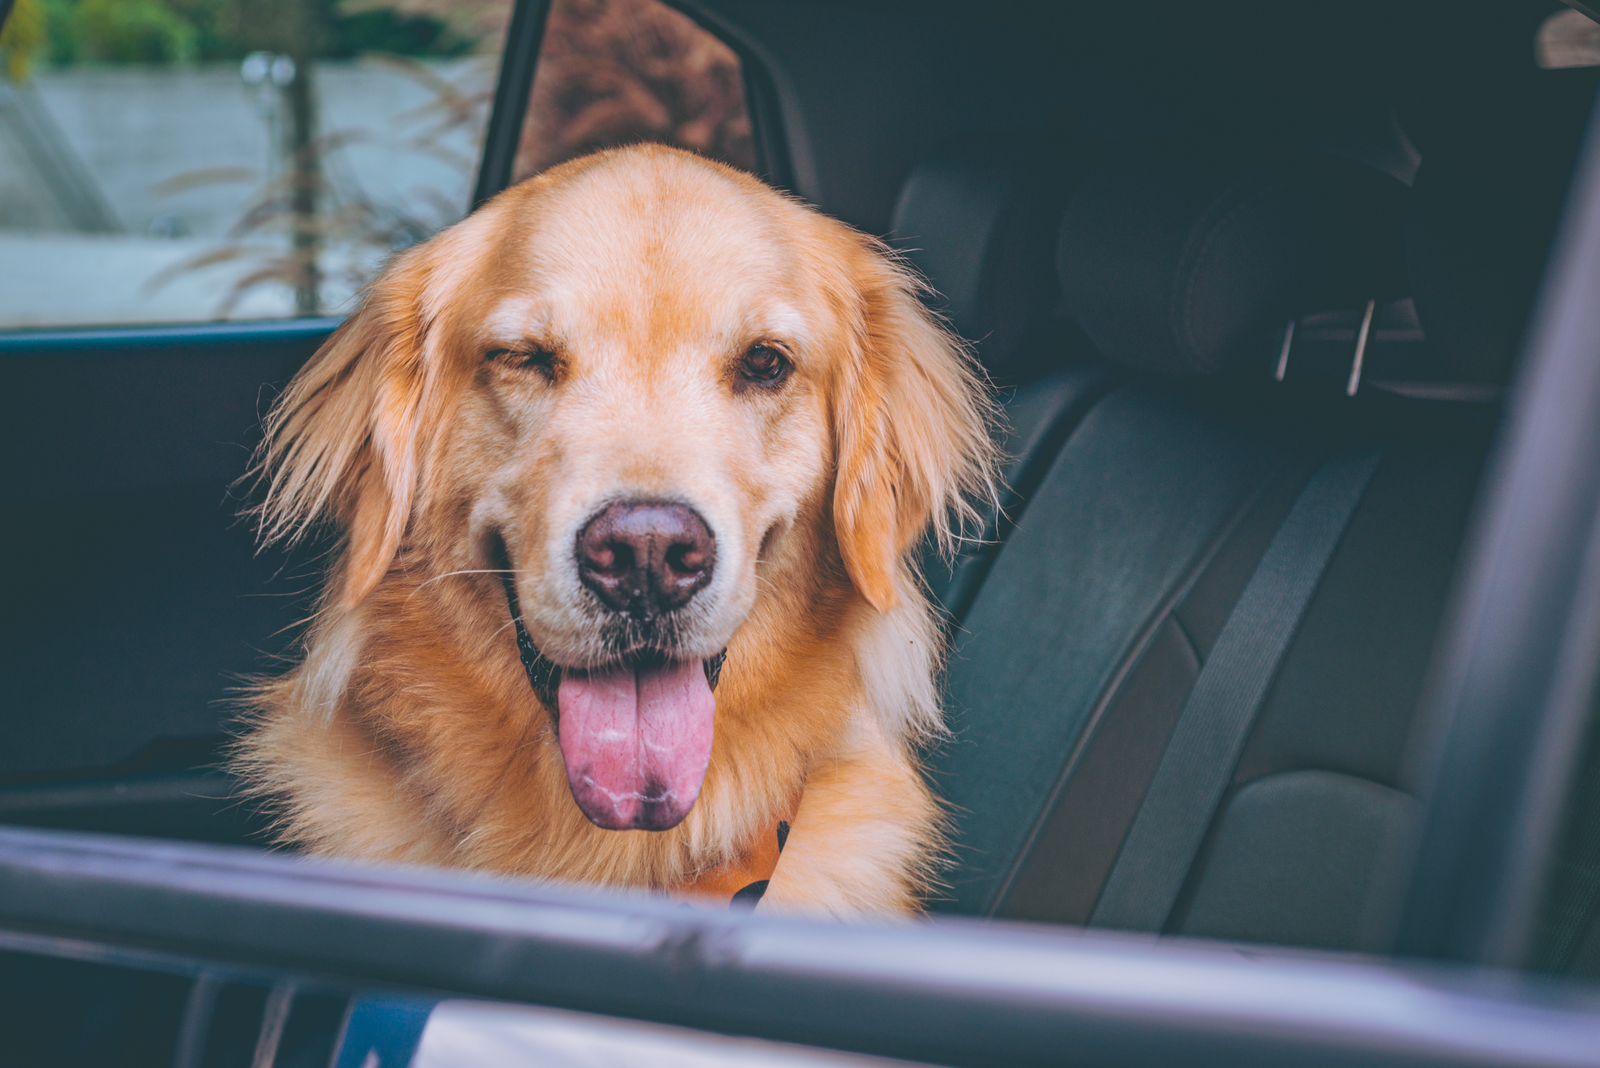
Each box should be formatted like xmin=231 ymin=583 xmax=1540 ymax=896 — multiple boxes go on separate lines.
xmin=576 ymin=501 xmax=716 ymax=615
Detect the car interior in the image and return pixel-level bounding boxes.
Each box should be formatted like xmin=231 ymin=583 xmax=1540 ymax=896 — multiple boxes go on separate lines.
xmin=3 ymin=0 xmax=1600 ymax=1060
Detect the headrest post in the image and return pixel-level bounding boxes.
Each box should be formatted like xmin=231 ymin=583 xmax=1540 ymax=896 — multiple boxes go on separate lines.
xmin=1347 ymin=298 xmax=1377 ymax=397
xmin=1058 ymin=148 xmax=1406 ymax=379
xmin=1274 ymin=320 xmax=1297 ymax=382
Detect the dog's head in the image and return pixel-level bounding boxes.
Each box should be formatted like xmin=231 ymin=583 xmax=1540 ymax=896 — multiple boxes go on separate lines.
xmin=257 ymin=145 xmax=995 ymax=830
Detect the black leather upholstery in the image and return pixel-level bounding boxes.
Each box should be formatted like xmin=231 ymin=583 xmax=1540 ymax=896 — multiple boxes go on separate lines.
xmin=935 ymin=383 xmax=1300 ymax=916
xmin=891 ymin=139 xmax=1087 ymax=383
xmin=923 ymin=139 xmax=1532 ymax=951
xmin=890 ymin=145 xmax=1116 ymax=614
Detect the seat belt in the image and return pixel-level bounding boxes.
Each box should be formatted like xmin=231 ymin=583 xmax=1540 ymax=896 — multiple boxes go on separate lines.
xmin=1090 ymin=449 xmax=1382 ymax=933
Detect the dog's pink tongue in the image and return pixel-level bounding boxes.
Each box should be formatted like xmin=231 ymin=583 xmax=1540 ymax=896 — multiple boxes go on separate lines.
xmin=556 ymin=659 xmax=714 ymax=831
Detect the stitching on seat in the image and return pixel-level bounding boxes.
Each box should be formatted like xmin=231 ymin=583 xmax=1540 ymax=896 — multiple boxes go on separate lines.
xmin=1168 ymin=609 xmax=1204 ymax=665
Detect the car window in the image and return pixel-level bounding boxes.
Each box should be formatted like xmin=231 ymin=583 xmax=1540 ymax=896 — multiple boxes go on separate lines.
xmin=510 ymin=0 xmax=757 ymax=181
xmin=1537 ymin=7 xmax=1600 ymax=69
xmin=0 ymin=0 xmax=513 ymax=329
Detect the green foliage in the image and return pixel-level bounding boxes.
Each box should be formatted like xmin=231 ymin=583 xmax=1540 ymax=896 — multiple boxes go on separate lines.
xmin=324 ymin=7 xmax=475 ymax=59
xmin=40 ymin=0 xmax=79 ymax=66
xmin=0 ymin=0 xmax=49 ymax=80
xmin=28 ymin=0 xmax=483 ymax=68
xmin=70 ymin=0 xmax=199 ymax=65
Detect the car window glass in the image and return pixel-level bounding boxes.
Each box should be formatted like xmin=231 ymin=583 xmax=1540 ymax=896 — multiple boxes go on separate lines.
xmin=510 ymin=0 xmax=757 ymax=182
xmin=1537 ymin=8 xmax=1600 ymax=69
xmin=0 ymin=0 xmax=513 ymax=329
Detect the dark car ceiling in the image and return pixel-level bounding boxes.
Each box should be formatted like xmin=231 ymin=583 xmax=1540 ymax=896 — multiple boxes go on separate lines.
xmin=688 ymin=0 xmax=1573 ymax=233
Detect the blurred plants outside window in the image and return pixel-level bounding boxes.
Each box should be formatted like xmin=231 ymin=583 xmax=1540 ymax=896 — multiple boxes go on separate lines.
xmin=0 ymin=0 xmax=755 ymax=327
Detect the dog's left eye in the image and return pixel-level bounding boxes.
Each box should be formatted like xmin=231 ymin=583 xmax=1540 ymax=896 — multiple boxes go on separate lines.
xmin=738 ymin=344 xmax=792 ymax=387
xmin=487 ymin=346 xmax=558 ymax=379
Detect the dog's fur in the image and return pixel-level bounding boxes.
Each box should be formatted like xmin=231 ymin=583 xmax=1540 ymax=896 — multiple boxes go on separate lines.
xmin=233 ymin=144 xmax=997 ymax=916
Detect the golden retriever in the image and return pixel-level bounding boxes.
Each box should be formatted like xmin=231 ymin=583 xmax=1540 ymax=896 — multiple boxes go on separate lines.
xmin=233 ymin=144 xmax=997 ymax=917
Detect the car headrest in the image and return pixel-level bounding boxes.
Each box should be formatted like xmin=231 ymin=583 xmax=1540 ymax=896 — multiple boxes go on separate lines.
xmin=1057 ymin=144 xmax=1408 ymax=378
xmin=1405 ymin=72 xmax=1596 ymax=387
xmin=891 ymin=140 xmax=1082 ymax=381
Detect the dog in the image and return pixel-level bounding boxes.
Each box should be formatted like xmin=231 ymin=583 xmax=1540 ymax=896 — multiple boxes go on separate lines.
xmin=233 ymin=144 xmax=997 ymax=916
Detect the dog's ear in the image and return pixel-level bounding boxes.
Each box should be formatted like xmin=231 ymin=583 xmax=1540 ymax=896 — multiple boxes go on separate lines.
xmin=253 ymin=245 xmax=441 ymax=609
xmin=833 ymin=240 xmax=999 ymax=612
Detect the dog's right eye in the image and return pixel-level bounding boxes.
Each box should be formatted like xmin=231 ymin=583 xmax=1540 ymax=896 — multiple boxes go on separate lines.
xmin=487 ymin=347 xmax=558 ymax=379
xmin=737 ymin=344 xmax=793 ymax=388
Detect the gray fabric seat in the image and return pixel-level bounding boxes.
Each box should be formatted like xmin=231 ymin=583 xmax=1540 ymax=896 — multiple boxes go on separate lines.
xmin=922 ymin=141 xmax=1514 ymax=952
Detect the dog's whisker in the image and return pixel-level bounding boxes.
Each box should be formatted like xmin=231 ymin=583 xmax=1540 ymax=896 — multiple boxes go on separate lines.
xmin=414 ymin=567 xmax=519 ymax=591
xmin=432 ymin=567 xmax=519 ymax=580
xmin=406 ymin=567 xmax=526 ymax=605
xmin=484 ymin=615 xmax=522 ymax=646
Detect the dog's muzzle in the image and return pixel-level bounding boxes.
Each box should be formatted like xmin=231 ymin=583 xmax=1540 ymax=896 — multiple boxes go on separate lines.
xmin=499 ymin=570 xmax=726 ymax=713
xmin=498 ymin=565 xmax=726 ymax=832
